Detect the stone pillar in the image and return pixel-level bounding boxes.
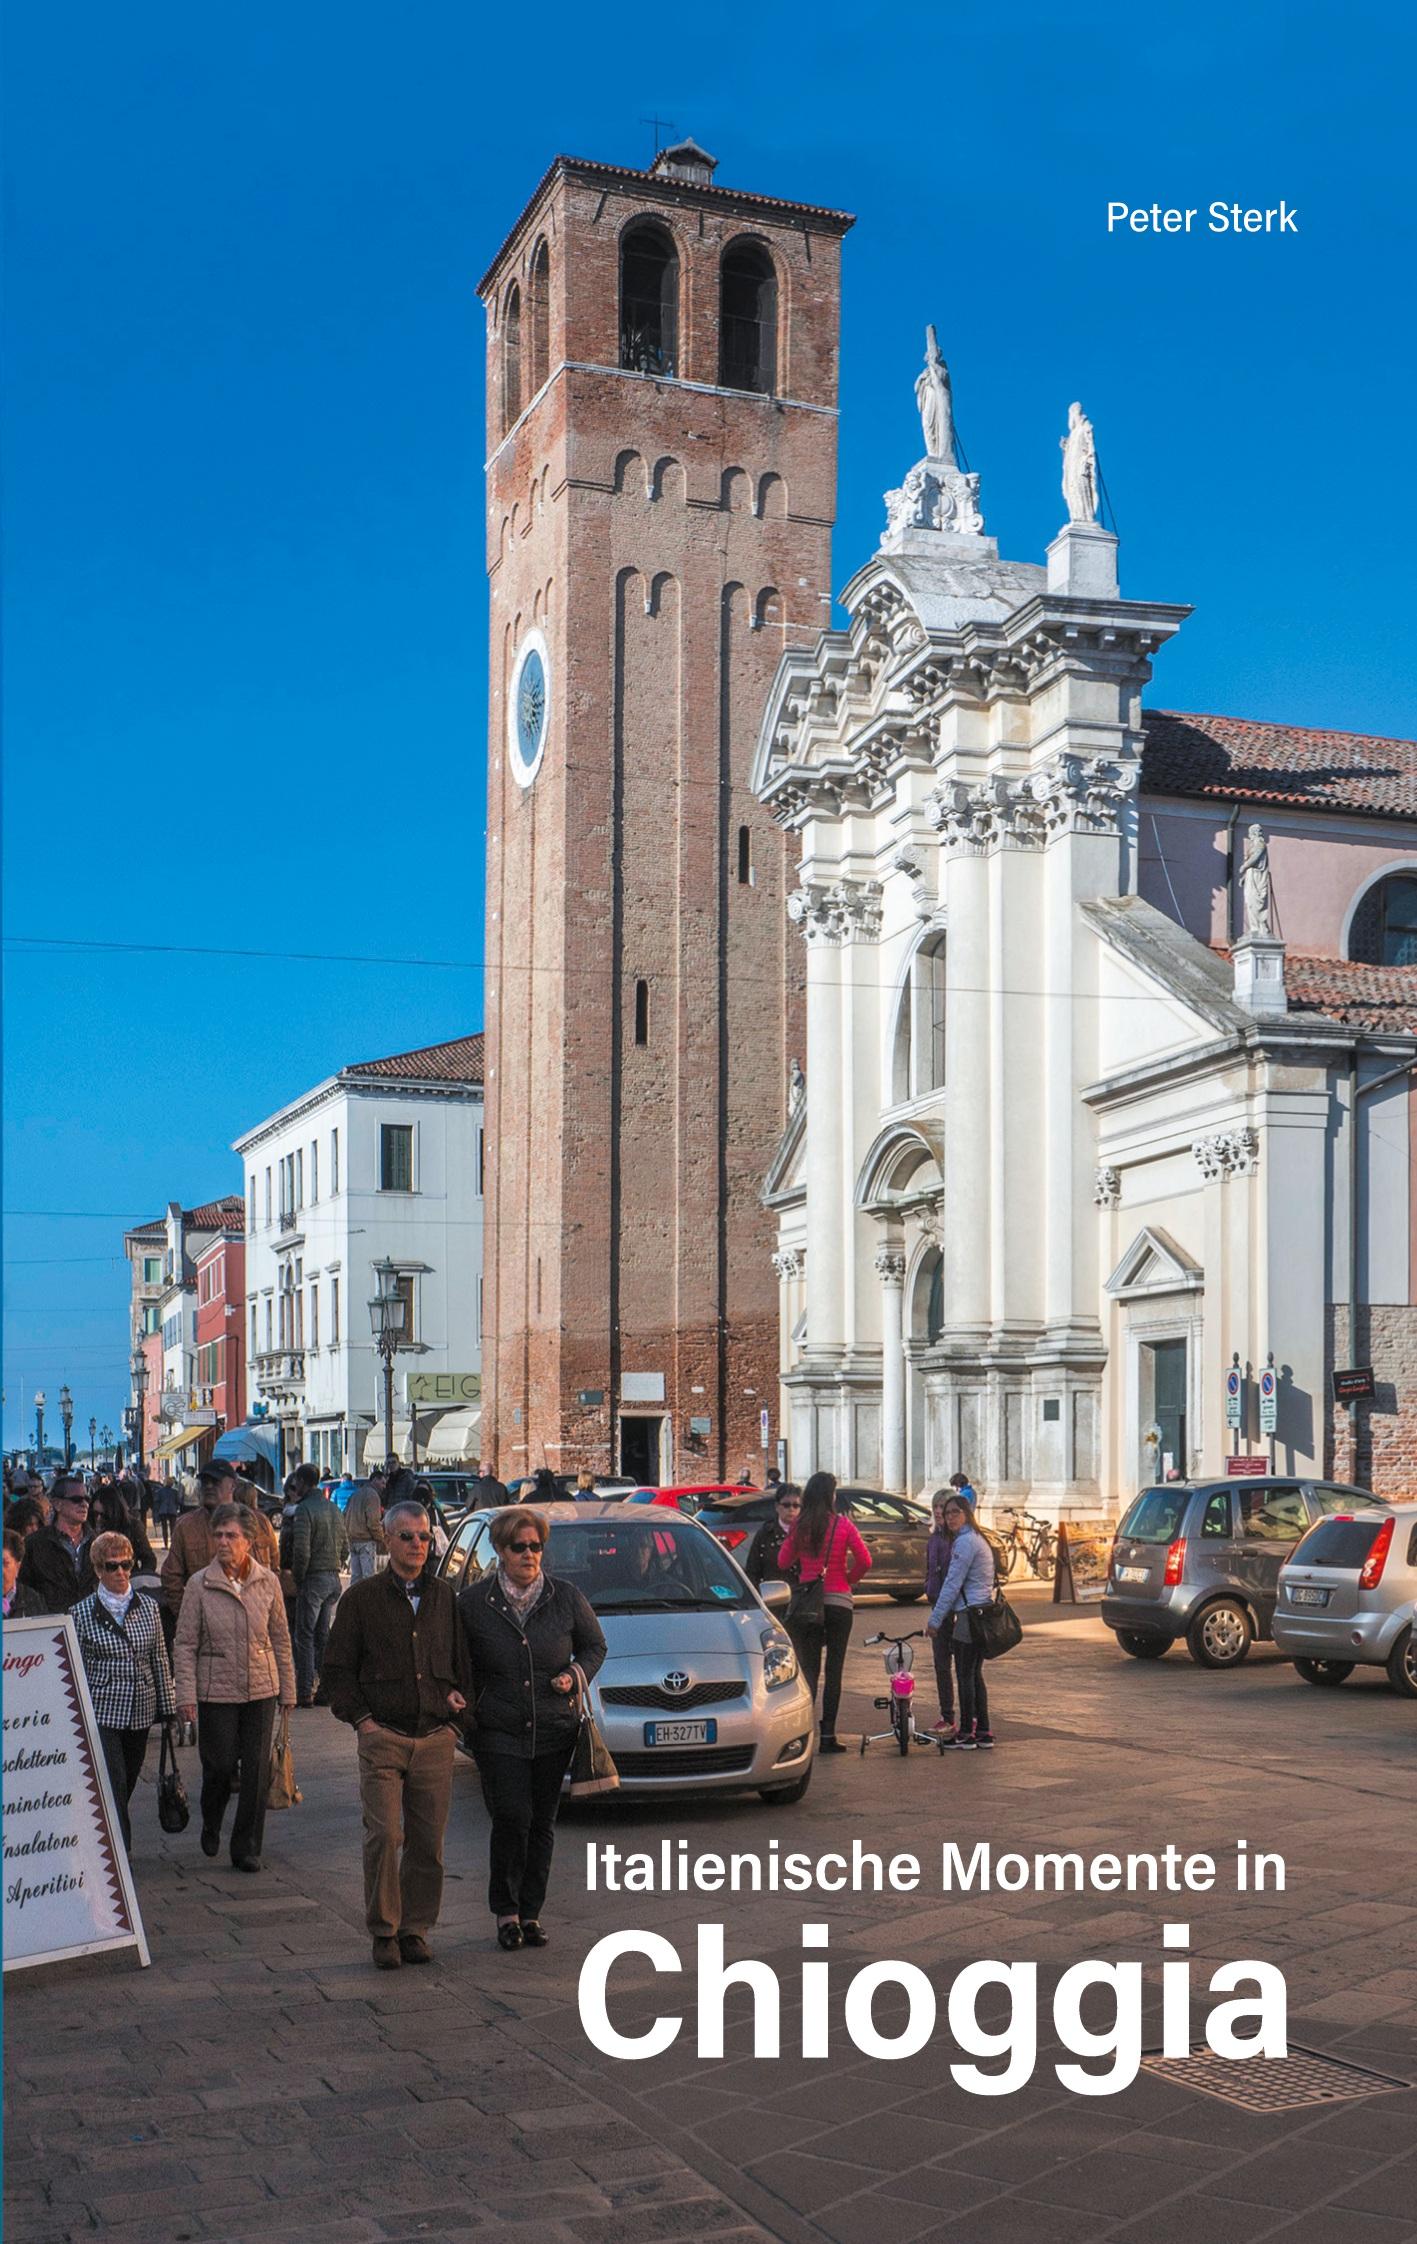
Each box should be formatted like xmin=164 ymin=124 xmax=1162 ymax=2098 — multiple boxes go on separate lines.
xmin=876 ymin=1247 xmax=907 ymax=1491
xmin=1232 ymin=934 xmax=1287 ymax=1017
xmin=801 ymin=927 xmax=846 ymax=1360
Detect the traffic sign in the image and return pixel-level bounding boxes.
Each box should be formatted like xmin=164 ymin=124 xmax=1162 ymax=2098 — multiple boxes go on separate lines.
xmin=1225 ymin=1365 xmax=1242 ymax=1430
xmin=1259 ymin=1365 xmax=1277 ymax=1435
xmin=1227 ymin=1455 xmax=1267 ymax=1476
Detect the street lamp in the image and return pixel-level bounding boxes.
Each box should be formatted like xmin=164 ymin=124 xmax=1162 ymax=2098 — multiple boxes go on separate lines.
xmin=100 ymin=1423 xmax=113 ymax=1460
xmin=59 ymin=1384 xmax=74 ymax=1468
xmin=89 ymin=1417 xmax=97 ymax=1467
xmin=33 ymin=1389 xmax=46 ymax=1469
xmin=368 ymin=1260 xmax=407 ymax=1470
xmin=130 ymin=1349 xmax=149 ymax=1479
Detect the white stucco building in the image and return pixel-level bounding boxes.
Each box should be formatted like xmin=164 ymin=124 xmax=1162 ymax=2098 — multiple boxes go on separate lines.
xmin=233 ymin=1035 xmax=485 ymax=1475
xmin=755 ymin=351 xmax=1417 ymax=1515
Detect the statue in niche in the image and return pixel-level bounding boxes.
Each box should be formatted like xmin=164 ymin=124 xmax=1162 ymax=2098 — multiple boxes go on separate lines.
xmin=1061 ymin=401 xmax=1099 ymax=524
xmin=1239 ymin=825 xmax=1273 ymax=937
xmin=788 ymin=1057 xmax=806 ymax=1114
xmin=915 ymin=326 xmax=958 ymax=467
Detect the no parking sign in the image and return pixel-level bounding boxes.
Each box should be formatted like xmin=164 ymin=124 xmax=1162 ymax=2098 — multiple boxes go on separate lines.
xmin=1225 ymin=1364 xmax=1242 ymax=1430
xmin=1259 ymin=1363 xmax=1278 ymax=1436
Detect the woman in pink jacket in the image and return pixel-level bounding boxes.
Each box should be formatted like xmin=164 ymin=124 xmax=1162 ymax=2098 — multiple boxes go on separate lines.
xmin=777 ymin=1472 xmax=871 ymax=1753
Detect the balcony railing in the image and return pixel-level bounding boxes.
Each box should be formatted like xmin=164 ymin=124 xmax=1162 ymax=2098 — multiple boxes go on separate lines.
xmin=252 ymin=1350 xmax=305 ymax=1388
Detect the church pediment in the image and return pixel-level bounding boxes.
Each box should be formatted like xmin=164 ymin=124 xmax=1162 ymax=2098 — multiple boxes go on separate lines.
xmin=1105 ymin=1226 xmax=1204 ymax=1300
xmin=762 ymin=1096 xmax=807 ymax=1208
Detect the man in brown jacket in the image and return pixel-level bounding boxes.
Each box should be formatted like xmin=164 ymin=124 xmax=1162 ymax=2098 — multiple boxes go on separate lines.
xmin=322 ymin=1498 xmax=470 ymax=1969
xmin=162 ymin=1463 xmax=279 ymax=1622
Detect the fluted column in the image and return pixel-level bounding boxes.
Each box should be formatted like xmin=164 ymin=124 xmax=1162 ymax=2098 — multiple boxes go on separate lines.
xmin=877 ymin=1246 xmax=907 ymax=1491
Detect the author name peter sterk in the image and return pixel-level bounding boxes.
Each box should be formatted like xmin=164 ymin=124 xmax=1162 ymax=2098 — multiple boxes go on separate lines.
xmin=1108 ymin=201 xmax=1298 ymax=233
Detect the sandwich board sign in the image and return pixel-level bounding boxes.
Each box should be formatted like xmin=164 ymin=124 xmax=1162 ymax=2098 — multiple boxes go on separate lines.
xmin=3 ymin=1614 xmax=150 ymax=1972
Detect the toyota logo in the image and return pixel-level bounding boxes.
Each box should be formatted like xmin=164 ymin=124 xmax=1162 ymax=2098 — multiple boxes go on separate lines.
xmin=662 ymin=1671 xmax=691 ymax=1695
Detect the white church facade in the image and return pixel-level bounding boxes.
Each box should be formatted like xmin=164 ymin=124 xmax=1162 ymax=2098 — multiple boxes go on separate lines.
xmin=756 ymin=342 xmax=1417 ymax=1516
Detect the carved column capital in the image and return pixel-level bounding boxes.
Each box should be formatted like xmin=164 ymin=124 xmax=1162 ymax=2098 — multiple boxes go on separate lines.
xmin=1093 ymin=1164 xmax=1121 ymax=1209
xmin=786 ymin=877 xmax=884 ymax=945
xmin=1193 ymin=1128 xmax=1259 ymax=1180
xmin=874 ymin=1247 xmax=907 ymax=1285
xmin=772 ymin=1247 xmax=805 ymax=1282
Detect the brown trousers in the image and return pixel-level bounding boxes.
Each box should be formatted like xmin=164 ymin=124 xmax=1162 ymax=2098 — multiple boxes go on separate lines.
xmin=356 ymin=1724 xmax=456 ymax=1939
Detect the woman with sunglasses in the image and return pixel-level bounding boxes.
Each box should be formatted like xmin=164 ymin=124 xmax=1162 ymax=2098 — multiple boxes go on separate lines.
xmin=457 ymin=1506 xmax=606 ymax=1950
xmin=746 ymin=1483 xmax=802 ymax=1590
xmin=70 ymin=1532 xmax=177 ymax=1852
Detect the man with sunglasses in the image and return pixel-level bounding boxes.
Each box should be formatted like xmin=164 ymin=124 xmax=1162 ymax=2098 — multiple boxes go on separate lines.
xmin=18 ymin=1475 xmax=97 ymax=1613
xmin=321 ymin=1499 xmax=471 ymax=1970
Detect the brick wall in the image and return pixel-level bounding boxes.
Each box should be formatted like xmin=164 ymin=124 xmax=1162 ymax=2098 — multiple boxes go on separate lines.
xmin=1326 ymin=1305 xmax=1417 ymax=1494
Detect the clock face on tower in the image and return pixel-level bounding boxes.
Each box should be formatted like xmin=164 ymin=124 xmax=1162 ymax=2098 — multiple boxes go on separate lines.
xmin=508 ymin=630 xmax=550 ymax=789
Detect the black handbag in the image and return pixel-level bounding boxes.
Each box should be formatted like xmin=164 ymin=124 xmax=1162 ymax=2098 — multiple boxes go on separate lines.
xmin=565 ymin=1664 xmax=619 ymax=1799
xmin=967 ymin=1589 xmax=1024 ymax=1661
xmin=784 ymin=1519 xmax=838 ymax=1630
xmin=157 ymin=1719 xmax=190 ymax=1833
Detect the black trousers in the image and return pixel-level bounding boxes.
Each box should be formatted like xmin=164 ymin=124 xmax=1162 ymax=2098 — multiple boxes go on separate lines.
xmin=197 ymin=1696 xmax=276 ymax=1863
xmin=474 ymin=1745 xmax=573 ymax=1919
xmin=931 ymin=1629 xmax=957 ymax=1724
xmin=789 ymin=1604 xmax=854 ymax=1734
xmin=953 ymin=1637 xmax=990 ymax=1734
xmin=99 ymin=1725 xmax=150 ymax=1853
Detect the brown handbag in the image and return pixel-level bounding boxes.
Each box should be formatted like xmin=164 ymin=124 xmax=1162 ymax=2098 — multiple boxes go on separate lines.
xmin=267 ymin=1708 xmax=301 ymax=1809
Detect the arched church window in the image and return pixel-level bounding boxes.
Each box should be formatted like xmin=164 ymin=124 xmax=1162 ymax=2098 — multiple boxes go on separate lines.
xmin=1349 ymin=872 xmax=1417 ymax=965
xmin=620 ymin=223 xmax=679 ymax=376
xmin=719 ymin=240 xmax=777 ymax=394
xmin=502 ymin=283 xmax=522 ymax=434
xmin=527 ymin=241 xmax=550 ymax=396
xmin=891 ymin=933 xmax=947 ymax=1103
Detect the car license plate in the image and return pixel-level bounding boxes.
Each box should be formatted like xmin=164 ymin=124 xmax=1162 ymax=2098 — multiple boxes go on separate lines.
xmin=1116 ymin=1565 xmax=1149 ymax=1583
xmin=644 ymin=1719 xmax=716 ymax=1747
xmin=1289 ymin=1586 xmax=1330 ymax=1607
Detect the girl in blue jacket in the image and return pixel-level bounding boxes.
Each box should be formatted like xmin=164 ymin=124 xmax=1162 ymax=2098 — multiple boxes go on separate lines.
xmin=926 ymin=1490 xmax=997 ymax=1748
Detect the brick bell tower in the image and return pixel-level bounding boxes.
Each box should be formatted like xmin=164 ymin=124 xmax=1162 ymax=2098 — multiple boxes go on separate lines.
xmin=478 ymin=138 xmax=852 ymax=1485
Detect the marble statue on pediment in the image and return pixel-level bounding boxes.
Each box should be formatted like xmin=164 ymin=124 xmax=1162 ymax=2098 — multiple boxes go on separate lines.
xmin=915 ymin=325 xmax=958 ymax=467
xmin=1240 ymin=825 xmax=1273 ymax=937
xmin=1061 ymin=401 xmax=1099 ymax=524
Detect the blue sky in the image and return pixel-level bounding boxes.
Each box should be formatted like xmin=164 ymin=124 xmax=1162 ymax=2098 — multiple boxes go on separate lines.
xmin=4 ymin=0 xmax=1414 ymax=1446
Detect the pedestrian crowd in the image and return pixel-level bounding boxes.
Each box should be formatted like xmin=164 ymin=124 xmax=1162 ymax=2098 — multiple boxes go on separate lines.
xmin=3 ymin=1452 xmax=1007 ymax=1967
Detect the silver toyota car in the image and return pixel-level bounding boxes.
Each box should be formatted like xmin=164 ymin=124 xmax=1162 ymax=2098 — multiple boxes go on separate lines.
xmin=439 ymin=1501 xmax=816 ymax=1801
xmin=1272 ymin=1501 xmax=1417 ymax=1697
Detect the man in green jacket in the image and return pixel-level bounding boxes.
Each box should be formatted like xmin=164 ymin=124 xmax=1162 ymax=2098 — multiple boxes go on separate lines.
xmin=291 ymin=1477 xmax=350 ymax=1705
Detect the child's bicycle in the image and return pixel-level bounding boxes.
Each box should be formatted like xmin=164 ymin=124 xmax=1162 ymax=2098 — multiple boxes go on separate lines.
xmin=859 ymin=1628 xmax=945 ymax=1756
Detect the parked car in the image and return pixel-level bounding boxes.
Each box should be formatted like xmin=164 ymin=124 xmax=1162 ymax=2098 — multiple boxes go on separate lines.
xmin=1102 ymin=1477 xmax=1390 ymax=1668
xmin=505 ymin=1474 xmax=639 ymax=1501
xmin=698 ymin=1486 xmax=934 ymax=1600
xmin=1272 ymin=1502 xmax=1417 ymax=1696
xmin=623 ymin=1484 xmax=754 ymax=1517
xmin=439 ymin=1501 xmax=814 ymax=1802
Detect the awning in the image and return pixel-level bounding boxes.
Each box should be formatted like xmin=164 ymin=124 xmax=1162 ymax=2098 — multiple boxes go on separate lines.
xmin=360 ymin=1414 xmax=446 ymax=1472
xmin=422 ymin=1407 xmax=482 ymax=1464
xmin=212 ymin=1422 xmax=281 ymax=1477
xmin=152 ymin=1424 xmax=208 ymax=1463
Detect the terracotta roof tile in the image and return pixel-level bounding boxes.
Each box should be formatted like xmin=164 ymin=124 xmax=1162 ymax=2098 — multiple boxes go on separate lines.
xmin=342 ymin=1032 xmax=485 ymax=1085
xmin=1142 ymin=710 xmax=1417 ymax=822
xmin=1286 ymin=956 xmax=1417 ymax=1034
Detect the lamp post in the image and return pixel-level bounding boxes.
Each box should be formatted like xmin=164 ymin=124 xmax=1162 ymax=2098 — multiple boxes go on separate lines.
xmin=34 ymin=1390 xmax=46 ymax=1469
xmin=368 ymin=1261 xmax=406 ymax=1470
xmin=130 ymin=1349 xmax=149 ymax=1479
xmin=59 ymin=1384 xmax=74 ymax=1468
xmin=101 ymin=1423 xmax=113 ymax=1468
xmin=89 ymin=1417 xmax=97 ymax=1468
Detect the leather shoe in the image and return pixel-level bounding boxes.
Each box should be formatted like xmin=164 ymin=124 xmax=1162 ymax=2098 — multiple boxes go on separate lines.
xmin=398 ymin=1933 xmax=432 ymax=1965
xmin=519 ymin=1920 xmax=549 ymax=1948
xmin=496 ymin=1920 xmax=525 ymax=1950
xmin=372 ymin=1936 xmax=402 ymax=1970
xmin=232 ymin=1855 xmax=262 ymax=1873
xmin=199 ymin=1827 xmax=220 ymax=1859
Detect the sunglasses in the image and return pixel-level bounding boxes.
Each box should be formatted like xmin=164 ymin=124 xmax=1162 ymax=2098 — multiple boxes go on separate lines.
xmin=508 ymin=1539 xmax=544 ymax=1555
xmin=392 ymin=1530 xmax=431 ymax=1544
xmin=99 ymin=1559 xmax=134 ymax=1573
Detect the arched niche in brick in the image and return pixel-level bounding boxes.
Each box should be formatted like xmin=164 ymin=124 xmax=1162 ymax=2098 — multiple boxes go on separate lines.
xmin=501 ymin=282 xmax=522 ymax=435
xmin=526 ymin=239 xmax=550 ymax=397
xmin=720 ymin=466 xmax=752 ymax=513
xmin=651 ymin=456 xmax=686 ymax=503
xmin=756 ymin=471 xmax=787 ymax=520
xmin=613 ymin=449 xmax=648 ymax=497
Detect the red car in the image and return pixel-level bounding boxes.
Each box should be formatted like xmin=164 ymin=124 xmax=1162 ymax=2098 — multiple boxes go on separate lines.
xmin=625 ymin=1482 xmax=759 ymax=1517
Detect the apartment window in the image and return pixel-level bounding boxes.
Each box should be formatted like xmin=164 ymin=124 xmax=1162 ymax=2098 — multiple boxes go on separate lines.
xmin=331 ymin=1276 xmax=340 ymax=1346
xmin=296 ymin=1148 xmax=304 ymax=1207
xmin=394 ymin=1272 xmax=416 ymax=1344
xmin=247 ymin=1178 xmax=255 ymax=1234
xmin=477 ymin=1275 xmax=484 ymax=1342
xmin=310 ymin=1141 xmax=318 ymax=1201
xmin=265 ymin=1168 xmax=272 ymax=1224
xmin=143 ymin=1304 xmax=159 ymax=1334
xmin=264 ymin=1299 xmax=273 ymax=1350
xmin=143 ymin=1256 xmax=161 ymax=1285
xmin=250 ymin=1303 xmax=258 ymax=1360
xmin=309 ymin=1281 xmax=319 ymax=1351
xmin=331 ymin=1128 xmax=339 ymax=1195
xmin=380 ymin=1123 xmax=414 ymax=1192
xmin=477 ymin=1127 xmax=485 ymax=1198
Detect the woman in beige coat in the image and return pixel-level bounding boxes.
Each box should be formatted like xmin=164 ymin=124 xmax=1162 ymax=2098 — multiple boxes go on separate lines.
xmin=174 ymin=1502 xmax=296 ymax=1871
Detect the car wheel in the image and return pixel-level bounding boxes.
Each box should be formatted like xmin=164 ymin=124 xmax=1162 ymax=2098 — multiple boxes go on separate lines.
xmin=759 ymin=1768 xmax=812 ymax=1805
xmin=1116 ymin=1629 xmax=1170 ymax=1660
xmin=1386 ymin=1627 xmax=1417 ymax=1699
xmin=890 ymin=1589 xmax=923 ymax=1604
xmin=1293 ymin=1658 xmax=1354 ymax=1687
xmin=1187 ymin=1599 xmax=1254 ymax=1668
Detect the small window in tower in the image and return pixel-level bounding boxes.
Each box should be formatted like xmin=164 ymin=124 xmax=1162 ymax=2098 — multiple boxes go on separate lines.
xmin=527 ymin=240 xmax=550 ymax=396
xmin=719 ymin=240 xmax=777 ymax=394
xmin=620 ymin=222 xmax=678 ymax=376
xmin=634 ymin=979 xmax=650 ymax=1046
xmin=502 ymin=283 xmax=522 ymax=433
xmin=737 ymin=825 xmax=752 ymax=885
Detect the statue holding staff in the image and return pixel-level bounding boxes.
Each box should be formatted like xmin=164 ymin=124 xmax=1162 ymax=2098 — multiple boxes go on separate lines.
xmin=1061 ymin=400 xmax=1099 ymax=524
xmin=916 ymin=326 xmax=958 ymax=467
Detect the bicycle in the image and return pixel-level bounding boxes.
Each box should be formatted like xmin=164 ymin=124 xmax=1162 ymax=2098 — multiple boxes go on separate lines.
xmin=993 ymin=1510 xmax=1057 ymax=1582
xmin=859 ymin=1628 xmax=945 ymax=1756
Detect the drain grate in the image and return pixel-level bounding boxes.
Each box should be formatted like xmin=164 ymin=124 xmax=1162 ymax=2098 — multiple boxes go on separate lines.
xmin=1141 ymin=2043 xmax=1410 ymax=2114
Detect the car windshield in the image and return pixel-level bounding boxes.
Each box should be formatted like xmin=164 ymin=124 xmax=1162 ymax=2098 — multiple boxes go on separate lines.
xmin=1117 ymin=1487 xmax=1191 ymax=1543
xmin=545 ymin=1518 xmax=757 ymax=1612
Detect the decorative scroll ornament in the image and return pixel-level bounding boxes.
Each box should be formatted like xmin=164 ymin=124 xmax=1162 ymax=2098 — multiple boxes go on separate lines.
xmin=891 ymin=843 xmax=938 ymax=922
xmin=1093 ymin=1165 xmax=1121 ymax=1209
xmin=913 ymin=1205 xmax=942 ymax=1246
xmin=772 ymin=1247 xmax=805 ymax=1281
xmin=928 ymin=754 xmax=1139 ymax=855
xmin=786 ymin=877 xmax=884 ymax=945
xmin=1193 ymin=1129 xmax=1259 ymax=1180
xmin=874 ymin=1247 xmax=907 ymax=1284
xmin=884 ymin=461 xmax=986 ymax=542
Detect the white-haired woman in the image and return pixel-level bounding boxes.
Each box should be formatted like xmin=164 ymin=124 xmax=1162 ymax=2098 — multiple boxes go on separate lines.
xmin=71 ymin=1530 xmax=176 ymax=1852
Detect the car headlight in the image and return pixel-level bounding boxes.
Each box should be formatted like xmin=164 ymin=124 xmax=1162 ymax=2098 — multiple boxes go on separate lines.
xmin=762 ymin=1629 xmax=798 ymax=1689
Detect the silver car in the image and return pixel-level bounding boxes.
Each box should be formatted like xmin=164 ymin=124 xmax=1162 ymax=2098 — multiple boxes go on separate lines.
xmin=1273 ymin=1502 xmax=1417 ymax=1696
xmin=439 ymin=1502 xmax=816 ymax=1801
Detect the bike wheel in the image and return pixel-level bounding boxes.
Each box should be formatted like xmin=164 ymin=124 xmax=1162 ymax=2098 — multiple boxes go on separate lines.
xmin=894 ymin=1698 xmax=910 ymax=1756
xmin=996 ymin=1537 xmax=1022 ymax=1582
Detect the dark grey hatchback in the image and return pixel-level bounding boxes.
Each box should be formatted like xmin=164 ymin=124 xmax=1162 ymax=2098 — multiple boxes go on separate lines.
xmin=1102 ymin=1477 xmax=1385 ymax=1669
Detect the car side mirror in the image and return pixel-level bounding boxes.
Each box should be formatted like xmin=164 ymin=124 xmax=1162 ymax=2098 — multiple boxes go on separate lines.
xmin=760 ymin=1579 xmax=791 ymax=1612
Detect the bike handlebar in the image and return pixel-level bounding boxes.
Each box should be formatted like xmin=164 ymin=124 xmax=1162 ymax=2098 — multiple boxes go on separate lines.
xmin=864 ymin=1629 xmax=926 ymax=1645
